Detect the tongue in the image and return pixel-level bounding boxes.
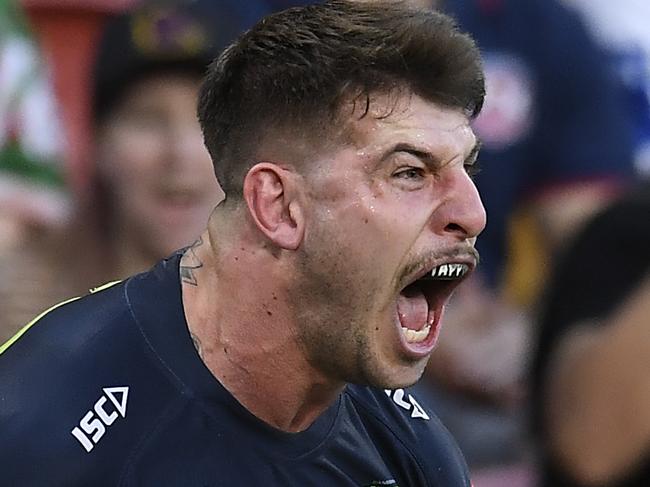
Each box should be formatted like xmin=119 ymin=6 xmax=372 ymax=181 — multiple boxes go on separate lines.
xmin=397 ymin=286 xmax=428 ymax=331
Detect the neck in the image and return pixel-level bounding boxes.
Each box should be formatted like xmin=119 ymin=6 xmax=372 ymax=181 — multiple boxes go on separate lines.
xmin=181 ymin=219 xmax=344 ymax=432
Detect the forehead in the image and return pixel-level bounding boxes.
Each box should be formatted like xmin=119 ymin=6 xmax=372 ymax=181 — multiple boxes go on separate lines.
xmin=343 ymin=91 xmax=475 ymax=158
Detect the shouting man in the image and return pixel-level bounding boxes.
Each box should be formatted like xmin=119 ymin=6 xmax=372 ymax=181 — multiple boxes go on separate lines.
xmin=0 ymin=1 xmax=486 ymax=485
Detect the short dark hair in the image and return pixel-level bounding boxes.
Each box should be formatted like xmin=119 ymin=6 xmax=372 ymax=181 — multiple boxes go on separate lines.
xmin=198 ymin=0 xmax=484 ymax=198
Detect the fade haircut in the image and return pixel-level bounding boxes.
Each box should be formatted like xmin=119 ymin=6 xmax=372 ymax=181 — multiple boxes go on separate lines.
xmin=198 ymin=0 xmax=484 ymax=198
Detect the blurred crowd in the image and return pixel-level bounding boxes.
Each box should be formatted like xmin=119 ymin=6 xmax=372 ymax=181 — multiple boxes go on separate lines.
xmin=1 ymin=1 xmax=648 ymax=486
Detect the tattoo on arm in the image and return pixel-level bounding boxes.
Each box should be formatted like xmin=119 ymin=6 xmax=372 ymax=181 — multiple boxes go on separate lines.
xmin=181 ymin=236 xmax=204 ymax=286
xmin=190 ymin=332 xmax=203 ymax=359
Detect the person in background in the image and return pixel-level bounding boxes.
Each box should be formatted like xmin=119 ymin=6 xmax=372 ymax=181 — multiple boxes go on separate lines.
xmin=0 ymin=0 xmax=247 ymax=343
xmin=531 ymin=180 xmax=650 ymax=487
xmin=531 ymin=3 xmax=650 ymax=485
xmin=0 ymin=0 xmax=70 ymax=251
xmin=561 ymin=0 xmax=650 ymax=179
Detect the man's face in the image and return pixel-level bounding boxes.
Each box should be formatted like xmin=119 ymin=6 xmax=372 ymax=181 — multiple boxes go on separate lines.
xmin=293 ymin=91 xmax=486 ymax=389
xmin=96 ymin=73 xmax=223 ymax=259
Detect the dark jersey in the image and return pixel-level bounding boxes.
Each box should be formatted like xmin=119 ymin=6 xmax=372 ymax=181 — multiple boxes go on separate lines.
xmin=0 ymin=253 xmax=471 ymax=486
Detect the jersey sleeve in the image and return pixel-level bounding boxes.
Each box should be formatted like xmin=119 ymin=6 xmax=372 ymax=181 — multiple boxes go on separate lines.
xmin=0 ymin=281 xmax=179 ymax=486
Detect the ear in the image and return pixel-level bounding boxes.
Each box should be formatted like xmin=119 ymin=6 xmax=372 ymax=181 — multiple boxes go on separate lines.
xmin=243 ymin=163 xmax=305 ymax=250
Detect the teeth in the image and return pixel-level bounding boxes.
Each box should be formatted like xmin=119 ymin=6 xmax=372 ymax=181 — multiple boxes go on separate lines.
xmin=401 ymin=325 xmax=431 ymax=343
xmin=430 ymin=263 xmax=469 ymax=280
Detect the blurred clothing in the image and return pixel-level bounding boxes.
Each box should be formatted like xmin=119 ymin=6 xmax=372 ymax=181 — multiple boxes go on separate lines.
xmin=562 ymin=0 xmax=650 ymax=178
xmin=532 ymin=181 xmax=650 ymax=486
xmin=444 ymin=0 xmax=635 ymax=287
xmin=215 ymin=0 xmax=271 ymax=30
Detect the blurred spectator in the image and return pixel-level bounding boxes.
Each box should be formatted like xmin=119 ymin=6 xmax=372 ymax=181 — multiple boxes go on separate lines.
xmin=531 ymin=180 xmax=650 ymax=486
xmin=409 ymin=0 xmax=637 ymax=477
xmin=0 ymin=0 xmax=250 ymax=343
xmin=562 ymin=0 xmax=650 ymax=178
xmin=0 ymin=0 xmax=70 ymax=251
xmin=444 ymin=0 xmax=634 ymax=294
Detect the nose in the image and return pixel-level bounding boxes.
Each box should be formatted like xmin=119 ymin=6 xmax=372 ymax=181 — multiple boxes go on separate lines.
xmin=432 ymin=168 xmax=487 ymax=240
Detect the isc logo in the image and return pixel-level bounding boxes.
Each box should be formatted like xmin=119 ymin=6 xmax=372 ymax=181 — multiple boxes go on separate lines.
xmin=384 ymin=389 xmax=430 ymax=420
xmin=71 ymin=387 xmax=129 ymax=453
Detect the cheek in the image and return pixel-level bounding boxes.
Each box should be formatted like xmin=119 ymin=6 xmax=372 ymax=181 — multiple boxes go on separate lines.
xmin=101 ymin=127 xmax=166 ymax=185
xmin=309 ymin=180 xmax=431 ymax=277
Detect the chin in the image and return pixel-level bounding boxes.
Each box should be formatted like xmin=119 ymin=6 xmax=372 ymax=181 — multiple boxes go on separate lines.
xmin=362 ymin=358 xmax=428 ymax=390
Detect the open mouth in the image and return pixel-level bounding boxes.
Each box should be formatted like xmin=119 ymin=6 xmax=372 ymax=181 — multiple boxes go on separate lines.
xmin=396 ymin=262 xmax=471 ymax=348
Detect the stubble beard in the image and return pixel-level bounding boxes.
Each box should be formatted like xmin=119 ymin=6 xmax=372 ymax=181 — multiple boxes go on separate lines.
xmin=289 ymin=241 xmax=419 ymax=390
xmin=290 ymin=254 xmax=374 ymax=386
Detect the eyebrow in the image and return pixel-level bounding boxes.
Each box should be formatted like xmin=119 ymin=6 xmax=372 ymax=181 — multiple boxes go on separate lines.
xmin=384 ymin=138 xmax=482 ymax=168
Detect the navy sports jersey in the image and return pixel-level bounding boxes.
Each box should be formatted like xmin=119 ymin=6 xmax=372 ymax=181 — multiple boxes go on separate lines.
xmin=0 ymin=252 xmax=471 ymax=486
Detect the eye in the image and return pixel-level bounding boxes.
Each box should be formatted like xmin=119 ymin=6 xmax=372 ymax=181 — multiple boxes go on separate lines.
xmin=393 ymin=167 xmax=426 ymax=180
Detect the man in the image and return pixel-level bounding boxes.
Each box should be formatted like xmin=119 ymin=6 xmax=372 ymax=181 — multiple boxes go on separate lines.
xmin=0 ymin=2 xmax=486 ymax=484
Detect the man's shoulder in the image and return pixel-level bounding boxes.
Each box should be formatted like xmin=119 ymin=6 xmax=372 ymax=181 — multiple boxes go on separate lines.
xmin=1 ymin=251 xmax=184 ymax=369
xmin=0 ymin=278 xmax=131 ymax=368
xmin=345 ymin=384 xmax=471 ymax=486
xmin=0 ymin=275 xmax=183 ymax=483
